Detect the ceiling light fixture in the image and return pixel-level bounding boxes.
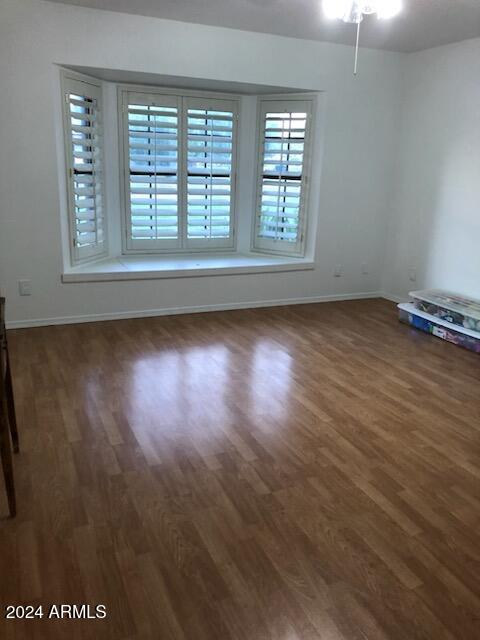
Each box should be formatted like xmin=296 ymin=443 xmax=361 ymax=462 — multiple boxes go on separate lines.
xmin=323 ymin=0 xmax=402 ymax=74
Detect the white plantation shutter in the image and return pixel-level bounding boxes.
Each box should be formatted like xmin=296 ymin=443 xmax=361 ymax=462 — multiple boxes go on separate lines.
xmin=120 ymin=89 xmax=238 ymax=253
xmin=254 ymin=99 xmax=313 ymax=256
xmin=185 ymin=98 xmax=236 ymax=248
xmin=123 ymin=93 xmax=180 ymax=250
xmin=63 ymin=76 xmax=107 ymax=263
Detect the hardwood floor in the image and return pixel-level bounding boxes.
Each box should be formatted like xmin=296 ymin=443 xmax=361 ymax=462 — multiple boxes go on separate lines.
xmin=1 ymin=298 xmax=480 ymax=639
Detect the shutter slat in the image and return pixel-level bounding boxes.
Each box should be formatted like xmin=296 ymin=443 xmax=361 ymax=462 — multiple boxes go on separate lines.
xmin=72 ymin=139 xmax=97 ymax=149
xmin=188 ymin=202 xmax=231 ymax=209
xmin=70 ymin=112 xmax=97 ymax=124
xmin=131 ymin=221 xmax=178 ymax=228
xmin=128 ymin=117 xmax=177 ymax=127
xmin=130 ymin=175 xmax=177 ymax=184
xmin=128 ymin=131 xmax=177 ymax=141
xmin=188 ymin=112 xmax=233 ymax=122
xmin=187 ymin=145 xmax=232 ymax=154
xmin=129 ymin=198 xmax=178 ymax=206
xmin=186 ymin=134 xmax=233 ymax=143
xmin=128 ymin=107 xmax=177 ymax=117
xmin=69 ymin=97 xmax=94 ymax=108
xmin=131 ymin=228 xmax=178 ymax=238
xmin=129 ymin=142 xmax=178 ymax=152
xmin=263 ymin=170 xmax=302 ymax=177
xmin=130 ymin=187 xmax=178 ymax=195
xmin=131 ymin=212 xmax=177 ymax=219
xmin=187 ymin=189 xmax=230 ymax=196
xmin=188 ymin=168 xmax=231 ymax=176
xmin=262 ymin=178 xmax=301 ymax=186
xmin=75 ymin=211 xmax=97 ymax=221
xmin=71 ymin=124 xmax=96 ymax=134
xmin=188 ymin=176 xmax=231 ymax=185
xmin=187 ymin=219 xmax=231 ymax=227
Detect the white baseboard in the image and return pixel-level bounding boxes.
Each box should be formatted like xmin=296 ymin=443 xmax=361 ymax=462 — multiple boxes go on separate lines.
xmin=6 ymin=291 xmax=386 ymax=329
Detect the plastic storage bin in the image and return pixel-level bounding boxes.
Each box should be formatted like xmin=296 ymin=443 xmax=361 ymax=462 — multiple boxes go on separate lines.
xmin=410 ymin=289 xmax=480 ymax=332
xmin=398 ymin=302 xmax=480 ymax=354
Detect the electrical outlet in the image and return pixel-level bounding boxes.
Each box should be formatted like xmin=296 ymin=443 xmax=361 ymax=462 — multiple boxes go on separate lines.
xmin=408 ymin=267 xmax=417 ymax=282
xmin=361 ymin=262 xmax=369 ymax=275
xmin=18 ymin=279 xmax=32 ymax=296
xmin=334 ymin=264 xmax=343 ymax=277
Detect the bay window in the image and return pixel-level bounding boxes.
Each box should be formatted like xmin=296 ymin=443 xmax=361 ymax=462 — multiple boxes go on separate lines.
xmin=60 ymin=70 xmax=318 ymax=270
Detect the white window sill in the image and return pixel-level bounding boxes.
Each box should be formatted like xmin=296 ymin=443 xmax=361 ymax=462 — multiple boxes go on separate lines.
xmin=62 ymin=252 xmax=315 ymax=283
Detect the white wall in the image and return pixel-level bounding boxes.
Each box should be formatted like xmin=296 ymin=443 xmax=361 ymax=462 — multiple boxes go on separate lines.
xmin=382 ymin=37 xmax=480 ymax=301
xmin=0 ymin=0 xmax=403 ymax=326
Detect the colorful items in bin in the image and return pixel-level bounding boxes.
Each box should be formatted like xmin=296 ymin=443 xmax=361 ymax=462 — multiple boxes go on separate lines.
xmin=398 ymin=303 xmax=480 ymax=354
xmin=410 ymin=289 xmax=480 ymax=333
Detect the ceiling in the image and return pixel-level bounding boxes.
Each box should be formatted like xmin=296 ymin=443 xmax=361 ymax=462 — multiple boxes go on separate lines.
xmin=48 ymin=0 xmax=480 ymax=52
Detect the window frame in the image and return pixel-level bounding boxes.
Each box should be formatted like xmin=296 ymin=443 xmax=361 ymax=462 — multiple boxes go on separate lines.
xmin=251 ymin=94 xmax=316 ymax=258
xmin=117 ymin=85 xmax=240 ymax=255
xmin=61 ymin=70 xmax=108 ymax=265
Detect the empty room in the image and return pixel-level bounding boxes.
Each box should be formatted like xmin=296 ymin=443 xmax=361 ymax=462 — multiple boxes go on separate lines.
xmin=1 ymin=0 xmax=479 ymax=638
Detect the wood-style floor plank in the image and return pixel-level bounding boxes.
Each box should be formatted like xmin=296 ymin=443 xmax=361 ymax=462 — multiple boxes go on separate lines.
xmin=1 ymin=298 xmax=479 ymax=639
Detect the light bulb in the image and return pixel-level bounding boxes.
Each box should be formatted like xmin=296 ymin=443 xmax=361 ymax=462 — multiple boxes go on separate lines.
xmin=376 ymin=0 xmax=402 ymax=19
xmin=323 ymin=0 xmax=352 ymax=20
xmin=360 ymin=3 xmax=377 ymax=15
xmin=323 ymin=0 xmax=342 ymax=20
